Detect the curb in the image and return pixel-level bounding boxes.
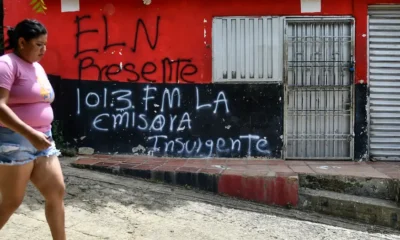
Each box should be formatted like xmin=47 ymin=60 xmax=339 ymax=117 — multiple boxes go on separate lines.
xmin=299 ymin=188 xmax=400 ymax=230
xmin=218 ymin=171 xmax=298 ymax=207
xmin=71 ymin=158 xmax=299 ymax=208
xmin=299 ymin=174 xmax=400 ymax=203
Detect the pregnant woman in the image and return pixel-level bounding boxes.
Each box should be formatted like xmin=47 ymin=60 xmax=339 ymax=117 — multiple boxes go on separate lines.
xmin=0 ymin=19 xmax=66 ymax=240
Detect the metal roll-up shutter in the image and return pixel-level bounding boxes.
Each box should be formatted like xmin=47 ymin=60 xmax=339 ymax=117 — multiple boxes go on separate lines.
xmin=369 ymin=5 xmax=400 ymax=161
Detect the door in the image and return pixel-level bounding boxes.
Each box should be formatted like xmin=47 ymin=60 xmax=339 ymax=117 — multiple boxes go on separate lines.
xmin=284 ymin=18 xmax=354 ymax=160
xmin=369 ymin=6 xmax=400 ymax=161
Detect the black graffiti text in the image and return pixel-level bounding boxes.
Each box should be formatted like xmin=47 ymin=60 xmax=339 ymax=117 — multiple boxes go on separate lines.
xmin=74 ymin=14 xmax=198 ymax=83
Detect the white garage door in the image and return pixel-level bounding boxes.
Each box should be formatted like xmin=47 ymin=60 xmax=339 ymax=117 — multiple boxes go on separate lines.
xmin=369 ymin=5 xmax=400 ymax=161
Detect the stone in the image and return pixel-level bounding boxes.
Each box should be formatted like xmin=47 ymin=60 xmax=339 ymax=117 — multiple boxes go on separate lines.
xmin=78 ymin=147 xmax=95 ymax=155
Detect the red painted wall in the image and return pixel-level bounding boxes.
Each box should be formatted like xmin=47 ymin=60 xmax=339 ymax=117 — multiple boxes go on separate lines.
xmin=3 ymin=0 xmax=397 ymax=84
xmin=353 ymin=0 xmax=400 ymax=84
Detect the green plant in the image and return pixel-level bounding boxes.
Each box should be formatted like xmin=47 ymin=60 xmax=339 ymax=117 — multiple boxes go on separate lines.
xmin=52 ymin=120 xmax=64 ymax=146
xmin=52 ymin=120 xmax=77 ymax=157
xmin=30 ymin=0 xmax=47 ymax=14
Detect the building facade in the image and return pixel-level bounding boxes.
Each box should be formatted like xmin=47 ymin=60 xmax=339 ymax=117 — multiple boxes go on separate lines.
xmin=2 ymin=0 xmax=400 ymax=161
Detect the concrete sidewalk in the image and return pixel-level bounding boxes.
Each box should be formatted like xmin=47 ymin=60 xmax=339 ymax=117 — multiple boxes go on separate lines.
xmin=72 ymin=156 xmax=400 ymax=206
xmin=72 ymin=156 xmax=400 ymax=230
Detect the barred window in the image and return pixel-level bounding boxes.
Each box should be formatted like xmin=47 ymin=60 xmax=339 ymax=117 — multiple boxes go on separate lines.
xmin=212 ymin=17 xmax=284 ymax=83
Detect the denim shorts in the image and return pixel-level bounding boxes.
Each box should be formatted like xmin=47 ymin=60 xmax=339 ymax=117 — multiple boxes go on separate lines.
xmin=0 ymin=127 xmax=61 ymax=165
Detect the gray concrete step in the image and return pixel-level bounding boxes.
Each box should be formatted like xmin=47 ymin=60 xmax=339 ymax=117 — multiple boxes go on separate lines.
xmin=299 ymin=188 xmax=400 ymax=230
xmin=299 ymin=174 xmax=400 ymax=203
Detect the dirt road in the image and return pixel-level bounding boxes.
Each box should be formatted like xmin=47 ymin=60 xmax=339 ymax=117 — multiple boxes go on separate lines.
xmin=1 ymin=158 xmax=399 ymax=240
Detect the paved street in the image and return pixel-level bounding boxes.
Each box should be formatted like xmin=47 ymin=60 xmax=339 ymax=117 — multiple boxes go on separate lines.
xmin=1 ymin=158 xmax=399 ymax=240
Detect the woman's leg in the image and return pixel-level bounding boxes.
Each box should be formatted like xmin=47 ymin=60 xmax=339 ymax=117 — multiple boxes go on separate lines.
xmin=0 ymin=162 xmax=34 ymax=229
xmin=30 ymin=155 xmax=65 ymax=240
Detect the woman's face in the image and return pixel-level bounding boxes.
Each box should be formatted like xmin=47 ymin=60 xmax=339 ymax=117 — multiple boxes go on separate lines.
xmin=18 ymin=34 xmax=47 ymax=63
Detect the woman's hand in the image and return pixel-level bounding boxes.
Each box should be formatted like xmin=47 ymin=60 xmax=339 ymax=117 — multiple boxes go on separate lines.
xmin=25 ymin=130 xmax=52 ymax=151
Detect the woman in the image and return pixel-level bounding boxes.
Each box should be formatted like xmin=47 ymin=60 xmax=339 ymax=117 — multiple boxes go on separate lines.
xmin=0 ymin=19 xmax=66 ymax=240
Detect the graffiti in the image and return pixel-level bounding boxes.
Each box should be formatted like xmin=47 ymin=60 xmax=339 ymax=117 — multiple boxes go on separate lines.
xmin=102 ymin=15 xmax=127 ymax=51
xmin=146 ymin=135 xmax=270 ymax=157
xmin=54 ymin=14 xmax=284 ymax=158
xmin=76 ymin=85 xmax=271 ymax=157
xmin=74 ymin=14 xmax=198 ymax=83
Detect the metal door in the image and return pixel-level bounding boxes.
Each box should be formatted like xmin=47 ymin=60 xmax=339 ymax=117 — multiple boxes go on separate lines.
xmin=369 ymin=6 xmax=400 ymax=161
xmin=284 ymin=18 xmax=354 ymax=160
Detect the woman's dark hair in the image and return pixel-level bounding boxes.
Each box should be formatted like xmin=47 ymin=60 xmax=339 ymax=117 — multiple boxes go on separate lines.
xmin=5 ymin=19 xmax=47 ymax=50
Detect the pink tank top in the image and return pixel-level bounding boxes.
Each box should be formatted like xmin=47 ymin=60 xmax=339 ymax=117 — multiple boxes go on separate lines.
xmin=0 ymin=53 xmax=54 ymax=132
